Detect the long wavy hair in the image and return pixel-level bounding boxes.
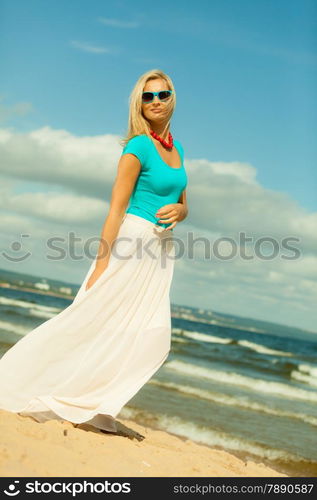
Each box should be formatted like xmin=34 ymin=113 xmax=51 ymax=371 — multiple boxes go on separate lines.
xmin=120 ymin=69 xmax=176 ymax=148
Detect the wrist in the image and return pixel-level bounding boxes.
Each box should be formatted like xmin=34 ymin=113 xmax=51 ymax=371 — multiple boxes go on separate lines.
xmin=176 ymin=203 xmax=187 ymax=221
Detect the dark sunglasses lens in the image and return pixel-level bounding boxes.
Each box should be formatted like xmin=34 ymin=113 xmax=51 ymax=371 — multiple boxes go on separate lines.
xmin=142 ymin=92 xmax=153 ymax=102
xmin=159 ymin=91 xmax=171 ymax=100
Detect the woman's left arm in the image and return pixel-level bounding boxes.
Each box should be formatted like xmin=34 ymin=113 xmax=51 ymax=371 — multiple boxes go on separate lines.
xmin=176 ymin=189 xmax=188 ymax=222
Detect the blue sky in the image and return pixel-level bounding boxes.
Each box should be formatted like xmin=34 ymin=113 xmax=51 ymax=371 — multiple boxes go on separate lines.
xmin=0 ymin=0 xmax=316 ymax=332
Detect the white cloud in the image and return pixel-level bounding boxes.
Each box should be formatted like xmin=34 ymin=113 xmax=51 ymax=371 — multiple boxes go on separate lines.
xmin=184 ymin=158 xmax=317 ymax=253
xmin=97 ymin=17 xmax=139 ymax=29
xmin=0 ymin=189 xmax=108 ymax=224
xmin=0 ymin=126 xmax=121 ymax=198
xmin=0 ymin=96 xmax=33 ymax=124
xmin=70 ymin=40 xmax=117 ymax=54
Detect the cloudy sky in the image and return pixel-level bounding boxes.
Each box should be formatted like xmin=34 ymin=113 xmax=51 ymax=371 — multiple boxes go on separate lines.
xmin=0 ymin=0 xmax=316 ymax=332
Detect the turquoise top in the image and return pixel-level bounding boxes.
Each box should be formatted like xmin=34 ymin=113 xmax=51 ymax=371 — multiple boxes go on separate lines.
xmin=121 ymin=134 xmax=187 ymax=229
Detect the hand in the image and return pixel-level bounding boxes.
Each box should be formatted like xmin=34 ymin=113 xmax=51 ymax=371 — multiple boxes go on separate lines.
xmin=155 ymin=203 xmax=186 ymax=231
xmin=85 ymin=264 xmax=108 ymax=292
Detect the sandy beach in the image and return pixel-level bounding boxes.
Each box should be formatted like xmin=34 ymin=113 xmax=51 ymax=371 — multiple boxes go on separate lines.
xmin=0 ymin=409 xmax=287 ymax=477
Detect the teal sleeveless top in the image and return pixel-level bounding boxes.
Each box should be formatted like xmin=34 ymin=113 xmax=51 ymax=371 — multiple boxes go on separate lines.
xmin=121 ymin=134 xmax=187 ymax=229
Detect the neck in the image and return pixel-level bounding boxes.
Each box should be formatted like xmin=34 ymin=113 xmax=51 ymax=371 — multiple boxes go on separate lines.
xmin=149 ymin=123 xmax=170 ymax=140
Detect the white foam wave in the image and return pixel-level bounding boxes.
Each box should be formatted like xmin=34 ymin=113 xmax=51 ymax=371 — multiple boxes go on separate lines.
xmin=298 ymin=364 xmax=317 ymax=378
xmin=165 ymin=360 xmax=317 ymax=403
xmin=0 ymin=297 xmax=61 ymax=317
xmin=150 ymin=380 xmax=317 ymax=427
xmin=0 ymin=320 xmax=29 ymax=337
xmin=119 ymin=406 xmax=307 ymax=464
xmin=291 ymin=371 xmax=317 ymax=388
xmin=172 ymin=328 xmax=183 ymax=334
xmin=28 ymin=308 xmax=56 ymax=319
xmin=182 ymin=331 xmax=232 ymax=344
xmin=238 ymin=339 xmax=293 ymax=357
xmin=171 ymin=336 xmax=188 ymax=344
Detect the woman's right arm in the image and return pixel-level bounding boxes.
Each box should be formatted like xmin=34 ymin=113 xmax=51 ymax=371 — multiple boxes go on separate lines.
xmin=85 ymin=153 xmax=141 ymax=291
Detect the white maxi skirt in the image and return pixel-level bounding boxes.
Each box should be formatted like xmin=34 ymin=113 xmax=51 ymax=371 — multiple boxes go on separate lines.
xmin=0 ymin=213 xmax=175 ymax=432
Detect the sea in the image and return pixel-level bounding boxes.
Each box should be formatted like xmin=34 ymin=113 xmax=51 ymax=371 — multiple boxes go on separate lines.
xmin=0 ymin=269 xmax=317 ymax=477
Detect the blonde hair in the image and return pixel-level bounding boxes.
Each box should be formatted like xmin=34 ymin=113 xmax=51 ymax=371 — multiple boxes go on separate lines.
xmin=120 ymin=69 xmax=176 ymax=148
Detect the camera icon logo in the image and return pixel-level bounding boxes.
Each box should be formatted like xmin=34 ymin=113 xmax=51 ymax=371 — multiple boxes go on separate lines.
xmin=3 ymin=481 xmax=20 ymax=496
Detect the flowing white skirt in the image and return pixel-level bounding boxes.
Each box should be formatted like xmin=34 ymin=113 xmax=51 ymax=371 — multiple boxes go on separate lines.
xmin=0 ymin=213 xmax=175 ymax=432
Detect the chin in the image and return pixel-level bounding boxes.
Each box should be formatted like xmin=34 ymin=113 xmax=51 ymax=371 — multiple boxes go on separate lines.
xmin=151 ymin=115 xmax=164 ymax=122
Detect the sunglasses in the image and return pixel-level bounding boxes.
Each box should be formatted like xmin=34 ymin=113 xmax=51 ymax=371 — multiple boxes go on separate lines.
xmin=142 ymin=90 xmax=173 ymax=103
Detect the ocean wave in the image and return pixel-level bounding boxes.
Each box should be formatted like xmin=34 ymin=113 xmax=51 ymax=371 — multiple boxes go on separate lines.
xmin=0 ymin=320 xmax=29 ymax=336
xmin=171 ymin=336 xmax=188 ymax=344
xmin=180 ymin=330 xmax=232 ymax=344
xmin=172 ymin=328 xmax=183 ymax=334
xmin=165 ymin=360 xmax=317 ymax=403
xmin=291 ymin=371 xmax=317 ymax=388
xmin=298 ymin=364 xmax=317 ymax=378
xmin=290 ymin=364 xmax=317 ymax=387
xmin=149 ymin=379 xmax=317 ymax=427
xmin=28 ymin=308 xmax=57 ymax=319
xmin=119 ymin=406 xmax=311 ymax=464
xmin=237 ymin=339 xmax=293 ymax=357
xmin=0 ymin=297 xmax=61 ymax=318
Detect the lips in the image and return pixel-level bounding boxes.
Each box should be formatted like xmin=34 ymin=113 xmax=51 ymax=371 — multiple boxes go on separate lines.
xmin=151 ymin=109 xmax=162 ymax=113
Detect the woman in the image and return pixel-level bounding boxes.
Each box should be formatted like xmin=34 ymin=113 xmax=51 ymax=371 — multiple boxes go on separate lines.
xmin=0 ymin=69 xmax=188 ymax=434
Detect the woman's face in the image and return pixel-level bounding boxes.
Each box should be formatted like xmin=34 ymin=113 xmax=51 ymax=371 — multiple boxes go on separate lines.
xmin=141 ymin=78 xmax=172 ymax=125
